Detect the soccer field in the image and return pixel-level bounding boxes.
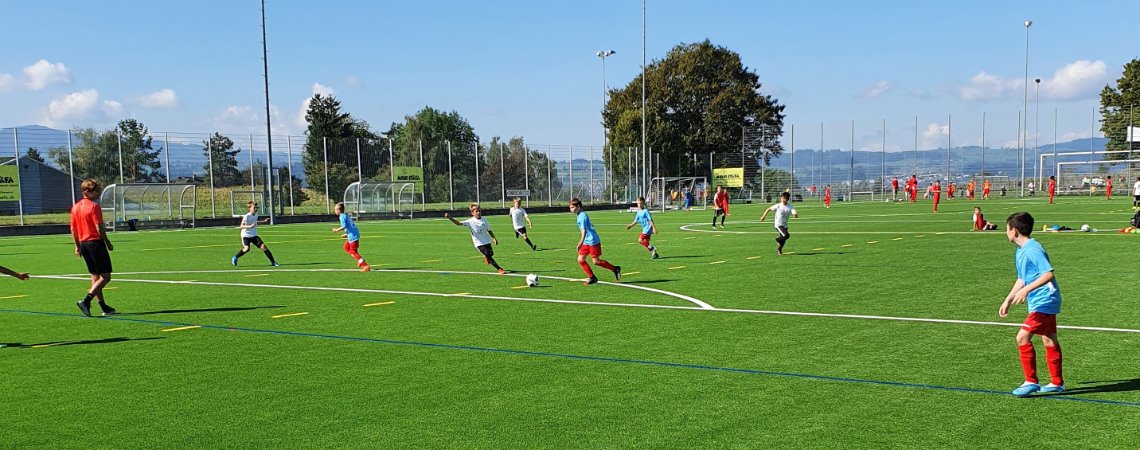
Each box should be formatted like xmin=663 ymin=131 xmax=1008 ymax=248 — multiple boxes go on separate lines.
xmin=2 ymin=196 xmax=1139 ymax=448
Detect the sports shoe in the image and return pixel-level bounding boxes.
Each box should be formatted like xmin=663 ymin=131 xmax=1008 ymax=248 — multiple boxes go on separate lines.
xmin=231 ymin=256 xmax=238 ymax=266
xmin=530 ymin=243 xmax=537 ymax=251
xmin=1012 ymin=382 xmax=1041 ymax=397
xmin=76 ymin=300 xmax=92 ymax=317
xmin=584 ymin=276 xmax=598 ymax=286
xmin=497 ymin=268 xmax=506 ymax=275
xmin=651 ymin=250 xmax=659 ymax=259
xmin=101 ymin=307 xmax=118 ymax=317
xmin=613 ymin=266 xmax=622 ymax=282
xmin=271 ymin=262 xmax=280 ymax=267
xmin=361 ymin=264 xmax=372 ymax=272
xmin=1040 ymin=383 xmax=1065 ymax=393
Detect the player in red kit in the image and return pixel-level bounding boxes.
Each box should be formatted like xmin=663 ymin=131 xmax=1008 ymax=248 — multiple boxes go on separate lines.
xmin=1106 ymin=176 xmax=1113 ymax=200
xmin=931 ymin=180 xmax=942 ymax=213
xmin=711 ymin=185 xmax=730 ymax=228
xmin=907 ymin=175 xmax=918 ymax=202
xmin=823 ymin=184 xmax=832 ymax=208
xmin=890 ymin=177 xmax=899 ymax=200
xmin=1047 ymin=176 xmax=1056 ymax=204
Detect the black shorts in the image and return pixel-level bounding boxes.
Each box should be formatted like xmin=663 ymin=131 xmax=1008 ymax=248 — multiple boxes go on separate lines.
xmin=79 ymin=240 xmax=113 ymax=274
xmin=1134 ymin=194 xmax=1140 ymax=202
xmin=514 ymin=227 xmax=527 ymax=238
xmin=476 ymin=244 xmax=494 ymax=258
xmin=242 ymin=236 xmax=265 ymax=248
xmin=714 ymin=209 xmax=725 ymax=218
xmin=776 ymin=226 xmax=790 ymax=239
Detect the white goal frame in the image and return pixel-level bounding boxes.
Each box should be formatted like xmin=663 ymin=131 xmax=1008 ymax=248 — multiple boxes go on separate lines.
xmin=344 ymin=182 xmax=416 ymax=217
xmin=1056 ymin=159 xmax=1140 ymax=195
xmin=847 ymin=191 xmax=875 ymax=203
xmin=648 ymin=177 xmax=708 ymax=212
xmin=99 ymin=183 xmax=196 ymax=231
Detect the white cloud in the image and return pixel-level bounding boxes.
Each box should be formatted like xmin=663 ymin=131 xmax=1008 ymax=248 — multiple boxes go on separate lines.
xmin=211 ymin=104 xmax=292 ymax=136
xmin=294 ymin=82 xmax=336 ymax=127
xmin=1040 ymin=60 xmax=1110 ymax=100
xmin=23 ymin=59 xmax=72 ymax=91
xmin=921 ymin=122 xmax=949 ymax=149
xmin=860 ymin=81 xmax=892 ymax=99
xmin=959 ymin=71 xmax=1020 ymax=102
xmin=39 ymin=89 xmax=123 ymax=128
xmin=0 ymin=73 xmax=15 ymax=93
xmin=134 ymin=88 xmax=179 ymax=108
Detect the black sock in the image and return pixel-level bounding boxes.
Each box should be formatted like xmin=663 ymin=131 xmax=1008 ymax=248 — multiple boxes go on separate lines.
xmin=488 ymin=257 xmax=503 ymax=270
xmin=264 ymin=250 xmax=277 ymax=264
xmin=98 ymin=300 xmax=113 ymax=312
xmin=524 ymin=238 xmax=534 ymax=247
xmin=234 ymin=249 xmax=248 ymax=259
xmin=82 ymin=293 xmax=94 ymax=304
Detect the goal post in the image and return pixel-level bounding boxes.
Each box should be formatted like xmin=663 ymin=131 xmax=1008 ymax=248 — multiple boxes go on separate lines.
xmin=99 ymin=183 xmax=197 ymax=231
xmin=1056 ymin=159 xmax=1140 ymax=195
xmin=344 ymin=182 xmax=416 ymax=218
xmin=847 ymin=191 xmax=875 ymax=203
xmin=647 ymin=177 xmax=708 ymax=212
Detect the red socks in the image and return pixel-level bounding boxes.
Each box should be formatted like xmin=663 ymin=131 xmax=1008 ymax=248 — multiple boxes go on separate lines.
xmin=579 ymin=261 xmax=595 ymax=278
xmin=595 ymin=260 xmax=616 ymax=272
xmin=1018 ymin=343 xmax=1038 ymax=384
xmin=1045 ymin=345 xmax=1063 ymax=386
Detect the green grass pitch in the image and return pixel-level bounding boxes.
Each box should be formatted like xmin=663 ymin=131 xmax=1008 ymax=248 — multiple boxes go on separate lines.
xmin=2 ymin=195 xmax=1139 ymax=448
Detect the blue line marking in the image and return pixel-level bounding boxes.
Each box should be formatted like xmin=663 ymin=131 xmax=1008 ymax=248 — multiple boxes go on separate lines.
xmin=5 ymin=308 xmax=1139 ymax=409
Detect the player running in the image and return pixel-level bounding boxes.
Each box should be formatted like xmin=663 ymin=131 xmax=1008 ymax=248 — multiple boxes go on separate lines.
xmin=446 ymin=203 xmax=505 ymax=274
xmin=332 ymin=202 xmax=371 ymax=272
xmin=232 ymin=201 xmax=279 ymax=267
xmin=570 ymin=198 xmax=620 ymax=285
xmin=759 ymin=192 xmax=798 ymax=255
xmin=509 ymin=197 xmax=537 ymax=250
xmin=626 ymin=196 xmax=660 ymax=259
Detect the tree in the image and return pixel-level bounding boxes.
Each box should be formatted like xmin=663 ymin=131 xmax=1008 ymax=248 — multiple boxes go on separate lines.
xmin=202 ymin=133 xmax=243 ymax=187
xmin=386 ymin=107 xmax=480 ymax=204
xmin=301 ymin=94 xmax=380 ymax=202
xmin=1099 ymin=58 xmax=1140 ymax=158
xmin=117 ymin=119 xmax=165 ymax=182
xmin=48 ymin=128 xmax=119 ymax=184
xmin=603 ymin=40 xmax=785 ymax=178
xmin=24 ymin=148 xmax=45 ymax=164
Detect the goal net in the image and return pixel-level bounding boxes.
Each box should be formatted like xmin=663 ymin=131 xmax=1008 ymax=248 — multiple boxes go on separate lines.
xmin=99 ymin=183 xmax=197 ymax=231
xmin=344 ymin=182 xmax=416 ymax=217
xmin=647 ymin=177 xmax=708 ymax=212
xmin=1056 ymin=159 xmax=1140 ymax=196
xmin=846 ymin=191 xmax=876 ymax=203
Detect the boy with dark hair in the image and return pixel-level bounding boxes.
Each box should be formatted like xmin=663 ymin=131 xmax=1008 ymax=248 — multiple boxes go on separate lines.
xmin=332 ymin=202 xmax=371 ymax=272
xmin=1105 ymin=176 xmax=1113 ymax=200
xmin=446 ymin=203 xmax=505 ymax=274
xmin=1048 ymin=175 xmax=1056 ymax=205
xmin=971 ymin=206 xmax=997 ymax=231
xmin=570 ymin=198 xmax=620 ymax=285
xmin=759 ymin=191 xmax=798 ymax=255
xmin=712 ymin=185 xmax=730 ymax=228
xmin=71 ymin=179 xmax=116 ymax=317
xmin=626 ymin=196 xmax=660 ymax=259
xmin=232 ymin=201 xmax=279 ymax=267
xmin=931 ymin=180 xmax=942 ymax=213
xmin=999 ymin=212 xmax=1065 ymax=397
xmin=509 ymin=197 xmax=537 ymax=250
xmin=823 ymin=184 xmax=832 ymax=208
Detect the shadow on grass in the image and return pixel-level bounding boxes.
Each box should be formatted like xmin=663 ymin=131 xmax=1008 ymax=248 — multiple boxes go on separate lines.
xmin=123 ymin=306 xmax=285 ymax=316
xmin=624 ymin=279 xmax=675 ymax=285
xmin=656 ymin=255 xmax=708 ymax=260
xmin=1049 ymin=378 xmax=1140 ymax=396
xmin=787 ymin=252 xmax=849 ymax=256
xmin=504 ymin=269 xmax=564 ymax=274
xmin=2 ymin=337 xmax=164 ymax=348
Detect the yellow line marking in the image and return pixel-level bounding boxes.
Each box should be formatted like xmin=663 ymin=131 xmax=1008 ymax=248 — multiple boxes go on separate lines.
xmin=892 ymin=238 xmax=904 ymax=241
xmin=812 ymin=247 xmax=826 ymax=251
xmin=841 ymin=244 xmax=853 ymax=248
xmin=469 ymin=255 xmax=484 ymax=259
xmin=363 ymin=301 xmax=395 ymax=307
xmin=550 ymin=248 xmax=568 ymax=252
xmin=451 ymin=292 xmax=471 ymax=296
xmin=783 ymin=251 xmax=796 ymax=255
xmin=935 ymin=232 xmax=946 ymax=235
xmin=103 ymin=287 xmax=118 ymax=290
xmin=668 ymin=266 xmax=687 ymax=270
xmin=244 ymin=273 xmax=270 ymax=278
xmin=683 ymin=237 xmax=697 ymax=240
xmin=510 ymin=285 xmax=530 ymax=289
xmin=271 ymin=312 xmax=309 ymax=319
xmin=0 ymin=294 xmax=28 ymax=300
xmin=625 ymin=242 xmax=636 ymax=245
xmin=162 ymin=325 xmax=201 ymax=332
xmin=622 ymin=271 xmax=641 ymax=276
xmin=32 ymin=341 xmax=77 ymax=348
xmin=421 ymin=259 xmax=443 ymax=263
xmin=866 ymin=241 xmax=879 ymax=244
xmin=709 ymin=261 xmax=727 ymax=265
xmin=915 ymin=235 xmax=926 ymax=238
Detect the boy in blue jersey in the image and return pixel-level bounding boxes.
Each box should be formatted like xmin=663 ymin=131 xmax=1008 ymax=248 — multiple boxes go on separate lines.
xmin=569 ymin=198 xmax=621 ymax=285
xmin=625 ymin=196 xmax=659 ymax=259
xmin=332 ymin=202 xmax=371 ymax=272
xmin=999 ymin=212 xmax=1064 ymax=397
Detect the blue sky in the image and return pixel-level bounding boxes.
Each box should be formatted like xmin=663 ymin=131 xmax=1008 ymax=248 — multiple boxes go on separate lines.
xmin=1 ymin=0 xmax=1135 ymax=151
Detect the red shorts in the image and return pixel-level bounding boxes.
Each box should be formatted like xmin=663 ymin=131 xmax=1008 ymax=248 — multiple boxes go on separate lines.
xmin=639 ymin=233 xmax=651 ymax=243
xmin=1021 ymin=311 xmax=1058 ymax=335
xmin=344 ymin=240 xmax=359 ymax=253
xmin=578 ymin=243 xmax=602 ymax=257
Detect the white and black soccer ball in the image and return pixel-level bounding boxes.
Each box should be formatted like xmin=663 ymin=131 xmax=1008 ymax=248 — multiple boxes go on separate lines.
xmin=1080 ymin=224 xmax=1090 ymax=232
xmin=526 ymin=273 xmax=539 ymax=287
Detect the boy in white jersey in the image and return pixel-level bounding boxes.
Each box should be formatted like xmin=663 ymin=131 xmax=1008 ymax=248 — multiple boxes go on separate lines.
xmin=446 ymin=203 xmax=505 ymax=274
xmin=509 ymin=197 xmax=537 ymax=250
xmin=759 ymin=191 xmax=798 ymax=255
xmin=232 ymin=201 xmax=278 ymax=266
xmin=625 ymin=196 xmax=659 ymax=259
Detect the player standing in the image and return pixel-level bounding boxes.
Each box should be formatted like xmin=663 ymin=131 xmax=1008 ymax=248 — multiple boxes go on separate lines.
xmin=570 ymin=198 xmax=620 ymax=285
xmin=823 ymin=184 xmax=832 ymax=208
xmin=967 ymin=179 xmax=976 ymax=200
xmin=891 ymin=177 xmax=899 ymax=200
xmin=232 ymin=201 xmax=279 ymax=267
xmin=759 ymin=192 xmax=798 ymax=255
xmin=712 ymin=185 xmax=730 ymax=228
xmin=71 ymin=179 xmax=117 ymax=317
xmin=908 ymin=175 xmax=918 ymax=202
xmin=626 ymin=196 xmax=660 ymax=259
xmin=982 ymin=179 xmax=992 ymax=200
xmin=1133 ymin=176 xmax=1140 ymax=207
xmin=999 ymin=212 xmax=1065 ymax=397
xmin=446 ymin=204 xmax=505 ymax=274
xmin=1047 ymin=176 xmax=1056 ymax=204
xmin=931 ymin=180 xmax=942 ymax=213
xmin=1105 ymin=176 xmax=1113 ymax=200
xmin=509 ymin=197 xmax=537 ymax=250
xmin=331 ymin=202 xmax=371 ymax=272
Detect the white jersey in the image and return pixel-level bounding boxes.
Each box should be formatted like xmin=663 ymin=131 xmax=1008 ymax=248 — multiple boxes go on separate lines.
xmin=240 ymin=212 xmax=259 ymax=238
xmin=509 ymin=207 xmax=528 ymax=229
xmin=1133 ymin=180 xmax=1140 ymax=196
xmin=767 ymin=203 xmax=796 ymax=228
xmin=461 ymin=217 xmax=493 ymax=246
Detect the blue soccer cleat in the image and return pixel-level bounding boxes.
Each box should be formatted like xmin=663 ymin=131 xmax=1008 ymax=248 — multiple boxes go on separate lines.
xmin=231 ymin=256 xmax=238 ymax=266
xmin=1040 ymin=383 xmax=1065 ymax=393
xmin=1012 ymin=382 xmax=1040 ymax=397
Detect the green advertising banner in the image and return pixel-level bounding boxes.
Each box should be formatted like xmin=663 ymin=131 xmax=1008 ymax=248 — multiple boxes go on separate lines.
xmin=712 ymin=167 xmax=744 ymax=188
xmin=0 ymin=166 xmax=20 ymax=201
xmin=392 ymin=166 xmax=424 ymax=193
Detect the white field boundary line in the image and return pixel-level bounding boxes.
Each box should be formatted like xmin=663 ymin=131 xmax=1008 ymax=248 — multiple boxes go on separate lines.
xmin=35 ymin=272 xmax=1140 ymax=334
xmin=38 ymin=268 xmax=713 ymax=310
xmin=678 ymin=223 xmax=1128 ymax=236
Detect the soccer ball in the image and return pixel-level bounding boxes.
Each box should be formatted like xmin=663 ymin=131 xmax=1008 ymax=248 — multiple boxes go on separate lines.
xmin=525 ymin=274 xmax=539 ymax=287
xmin=1080 ymin=224 xmax=1090 ymax=232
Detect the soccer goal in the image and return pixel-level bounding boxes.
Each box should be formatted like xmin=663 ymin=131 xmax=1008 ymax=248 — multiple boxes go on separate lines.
xmin=847 ymin=191 xmax=875 ymax=203
xmin=648 ymin=177 xmax=708 ymax=212
xmin=229 ymin=190 xmax=266 ymax=217
xmin=343 ymin=182 xmax=416 ymax=217
xmin=1056 ymin=159 xmax=1140 ymax=196
xmin=99 ymin=183 xmax=197 ymax=231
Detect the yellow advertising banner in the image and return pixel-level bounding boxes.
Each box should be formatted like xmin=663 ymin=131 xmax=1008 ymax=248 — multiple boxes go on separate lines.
xmin=0 ymin=166 xmax=20 ymax=201
xmin=712 ymin=167 xmax=744 ymax=188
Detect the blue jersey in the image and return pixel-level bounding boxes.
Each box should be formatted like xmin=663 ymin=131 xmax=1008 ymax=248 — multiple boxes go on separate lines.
xmin=1015 ymin=238 xmax=1061 ymax=314
xmin=576 ymin=211 xmax=600 ymax=245
xmin=634 ymin=209 xmax=654 ymax=235
xmin=339 ymin=213 xmax=360 ymax=243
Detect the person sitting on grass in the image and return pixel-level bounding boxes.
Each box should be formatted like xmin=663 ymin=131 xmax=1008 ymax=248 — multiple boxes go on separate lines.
xmin=972 ymin=206 xmax=997 ymax=231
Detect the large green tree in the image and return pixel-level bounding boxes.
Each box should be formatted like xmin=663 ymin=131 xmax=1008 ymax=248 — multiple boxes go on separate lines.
xmin=301 ymin=94 xmax=379 ymax=202
xmin=202 ymin=133 xmax=243 ymax=187
xmin=386 ymin=107 xmax=480 ymax=204
xmin=603 ymin=40 xmax=785 ymax=178
xmin=1099 ymin=58 xmax=1140 ymax=157
xmin=48 ymin=128 xmax=119 ymax=184
xmin=117 ymin=119 xmax=164 ymax=182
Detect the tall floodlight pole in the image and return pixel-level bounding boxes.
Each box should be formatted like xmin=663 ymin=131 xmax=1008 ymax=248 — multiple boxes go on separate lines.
xmin=1021 ymin=19 xmax=1032 ymax=197
xmin=1034 ymin=78 xmax=1041 ymax=187
xmin=597 ymin=49 xmax=615 ymax=203
xmin=641 ymin=0 xmax=647 ymax=197
xmin=261 ymin=0 xmax=276 ymax=223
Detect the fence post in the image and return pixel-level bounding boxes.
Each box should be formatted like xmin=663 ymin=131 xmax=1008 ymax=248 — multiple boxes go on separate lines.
xmin=388 ymin=137 xmax=394 ymax=182
xmin=286 ymin=135 xmax=294 ymax=215
xmin=589 ymin=146 xmax=594 ymax=203
xmin=546 ymin=146 xmax=552 ymax=206
xmin=569 ymin=145 xmax=574 ymax=200
xmin=524 ymin=144 xmax=530 ymax=208
xmin=981 ymin=112 xmax=986 ymax=181
xmin=447 ymin=140 xmax=454 ymax=210
xmin=475 ymin=141 xmax=480 ymax=204
xmin=208 ymin=136 xmax=216 ymax=218
xmin=164 ymin=131 xmax=173 ymax=217
xmin=499 ymin=142 xmax=505 ymax=208
xmin=607 ymin=144 xmax=612 ymax=203
xmin=248 ymin=134 xmax=255 ymax=195
xmin=117 ymin=130 xmax=125 ymax=184
xmin=12 ymin=128 xmax=24 ymax=225
xmin=418 ymin=139 xmax=425 ymax=211
xmin=355 ymin=138 xmax=363 ymax=187
xmin=67 ymin=129 xmax=76 ymax=205
xmin=323 ymin=137 xmax=330 ymax=214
